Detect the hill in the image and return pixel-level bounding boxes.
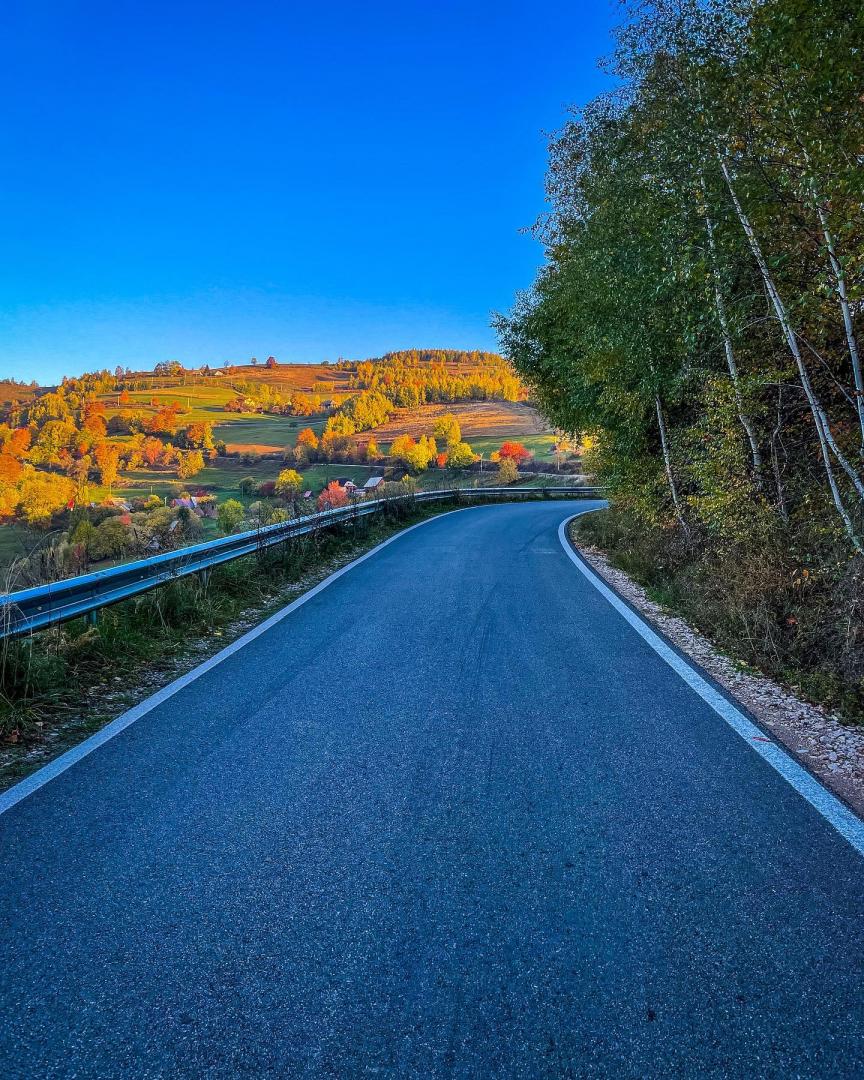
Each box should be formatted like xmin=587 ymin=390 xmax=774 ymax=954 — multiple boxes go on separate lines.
xmin=0 ymin=350 xmax=581 ymax=582
xmin=0 ymin=379 xmax=40 ymax=405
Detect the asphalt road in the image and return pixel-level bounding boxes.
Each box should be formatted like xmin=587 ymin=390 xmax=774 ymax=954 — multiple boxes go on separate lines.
xmin=1 ymin=501 xmax=863 ymax=1078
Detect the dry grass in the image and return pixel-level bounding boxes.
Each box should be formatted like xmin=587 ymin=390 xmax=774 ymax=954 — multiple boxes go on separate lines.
xmin=0 ymin=380 xmax=39 ymax=405
xmin=226 ymin=364 xmax=351 ymax=390
xmin=366 ymin=402 xmax=548 ymax=441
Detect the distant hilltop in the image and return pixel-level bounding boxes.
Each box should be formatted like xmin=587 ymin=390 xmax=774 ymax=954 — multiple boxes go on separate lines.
xmin=1 ymin=349 xmax=509 ymax=401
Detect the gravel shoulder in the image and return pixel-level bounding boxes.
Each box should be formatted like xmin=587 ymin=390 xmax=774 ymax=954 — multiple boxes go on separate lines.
xmin=571 ymin=527 xmax=864 ymax=819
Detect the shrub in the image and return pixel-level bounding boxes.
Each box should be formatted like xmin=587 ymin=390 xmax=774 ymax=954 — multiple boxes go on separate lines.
xmin=447 ymin=442 xmax=477 ymax=469
xmin=177 ymin=450 xmax=205 ymax=480
xmin=434 ymin=414 xmax=461 ymax=448
xmin=217 ymin=499 xmax=245 ymax=534
xmin=317 ymin=482 xmax=349 ymax=511
xmin=90 ymin=518 xmax=132 ymax=560
xmin=498 ymin=458 xmax=518 ymax=484
xmin=498 ymin=441 xmax=531 ymax=465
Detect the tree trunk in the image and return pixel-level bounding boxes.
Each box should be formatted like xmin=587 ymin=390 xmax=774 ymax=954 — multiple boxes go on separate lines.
xmin=810 ymin=184 xmax=864 ymax=453
xmin=655 ymin=395 xmax=689 ymax=535
xmin=769 ymin=384 xmax=789 ymax=523
xmin=789 ymin=128 xmax=864 ymax=454
xmin=699 ymin=174 xmax=763 ymax=483
xmin=717 ymin=153 xmax=863 ymax=550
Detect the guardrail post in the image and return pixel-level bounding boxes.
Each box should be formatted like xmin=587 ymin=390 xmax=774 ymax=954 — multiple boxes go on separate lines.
xmin=86 ymin=609 xmax=98 ymax=628
xmin=198 ymin=568 xmax=211 ymax=589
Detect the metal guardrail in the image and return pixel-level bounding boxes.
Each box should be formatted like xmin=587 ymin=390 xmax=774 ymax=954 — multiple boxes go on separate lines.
xmin=0 ymin=485 xmax=603 ymax=638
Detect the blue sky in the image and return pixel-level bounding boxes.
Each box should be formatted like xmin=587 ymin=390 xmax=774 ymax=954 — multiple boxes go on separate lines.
xmin=1 ymin=1 xmax=617 ymax=383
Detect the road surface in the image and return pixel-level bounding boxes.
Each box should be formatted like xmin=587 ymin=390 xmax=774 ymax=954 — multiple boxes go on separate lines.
xmin=1 ymin=501 xmax=863 ymax=1078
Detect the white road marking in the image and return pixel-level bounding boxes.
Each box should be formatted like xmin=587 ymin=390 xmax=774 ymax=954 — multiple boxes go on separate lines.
xmin=558 ymin=514 xmax=864 ymax=859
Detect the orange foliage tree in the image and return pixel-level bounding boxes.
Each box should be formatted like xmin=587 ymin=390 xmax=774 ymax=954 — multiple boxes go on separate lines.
xmin=4 ymin=428 xmax=31 ymax=458
xmin=317 ymin=481 xmax=349 ymax=511
xmin=296 ymin=427 xmax=319 ymax=450
xmin=498 ymin=441 xmax=532 ymax=465
xmin=93 ymin=442 xmax=122 ymax=489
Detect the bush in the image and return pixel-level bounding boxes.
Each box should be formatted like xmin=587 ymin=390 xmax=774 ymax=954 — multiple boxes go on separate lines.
xmin=174 ymin=507 xmax=203 ymax=540
xmin=498 ymin=441 xmax=532 ymax=465
xmin=317 ymin=482 xmax=348 ymax=511
xmin=70 ymin=518 xmax=97 ymax=551
xmin=447 ymin=442 xmax=477 ymax=469
xmin=217 ymin=499 xmax=245 ymax=534
xmin=177 ymin=450 xmax=205 ymax=480
xmin=498 ymin=458 xmax=518 ymax=484
xmin=90 ymin=518 xmax=132 ymax=560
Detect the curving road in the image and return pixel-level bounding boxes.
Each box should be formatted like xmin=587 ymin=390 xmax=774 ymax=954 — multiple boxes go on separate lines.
xmin=1 ymin=501 xmax=863 ymax=1078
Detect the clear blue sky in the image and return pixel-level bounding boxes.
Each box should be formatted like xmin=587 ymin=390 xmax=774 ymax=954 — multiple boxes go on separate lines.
xmin=0 ymin=1 xmax=617 ymax=383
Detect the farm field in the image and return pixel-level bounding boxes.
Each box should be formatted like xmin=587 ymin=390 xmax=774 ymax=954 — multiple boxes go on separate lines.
xmin=104 ymin=460 xmax=384 ymax=504
xmin=0 ymin=381 xmax=40 ymax=405
xmin=103 ymin=386 xmax=328 ymax=453
xmin=211 ymin=416 xmax=328 ymax=454
xmin=0 ymin=354 xmax=583 ymax=581
xmin=368 ymin=401 xmax=547 ymax=441
xmin=338 ymin=402 xmax=562 ymax=462
xmin=100 ymin=374 xmax=561 ymax=459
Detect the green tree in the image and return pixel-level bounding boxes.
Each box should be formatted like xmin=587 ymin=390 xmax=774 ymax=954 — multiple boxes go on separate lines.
xmin=217 ymin=498 xmax=245 ymax=534
xmin=434 ymin=414 xmax=461 ymax=448
xmin=446 ymin=441 xmax=476 ymax=469
xmin=90 ymin=518 xmax=132 ymax=560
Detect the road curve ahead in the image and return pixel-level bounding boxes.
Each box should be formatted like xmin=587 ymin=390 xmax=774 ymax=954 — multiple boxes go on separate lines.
xmin=1 ymin=501 xmax=863 ymax=1078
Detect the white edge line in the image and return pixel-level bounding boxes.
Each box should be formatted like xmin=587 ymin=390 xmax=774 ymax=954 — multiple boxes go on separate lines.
xmin=0 ymin=506 xmax=482 ymax=818
xmin=559 ymin=513 xmax=864 ymax=859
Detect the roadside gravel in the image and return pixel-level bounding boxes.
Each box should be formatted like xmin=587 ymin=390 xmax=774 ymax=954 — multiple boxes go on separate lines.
xmin=573 ymin=531 xmax=864 ymax=819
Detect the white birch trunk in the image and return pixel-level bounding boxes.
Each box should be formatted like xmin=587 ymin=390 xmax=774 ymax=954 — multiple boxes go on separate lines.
xmin=655 ymin=394 xmax=689 ymax=535
xmin=791 ymin=132 xmax=864 ymax=452
xmin=769 ymin=385 xmax=789 ymax=523
xmin=811 ymin=188 xmax=864 ymax=452
xmin=717 ymin=153 xmax=864 ymax=550
xmin=698 ymin=175 xmax=763 ymax=481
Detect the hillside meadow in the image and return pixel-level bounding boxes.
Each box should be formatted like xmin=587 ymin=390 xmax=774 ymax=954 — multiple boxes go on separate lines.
xmin=0 ymin=352 xmax=583 ymax=583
